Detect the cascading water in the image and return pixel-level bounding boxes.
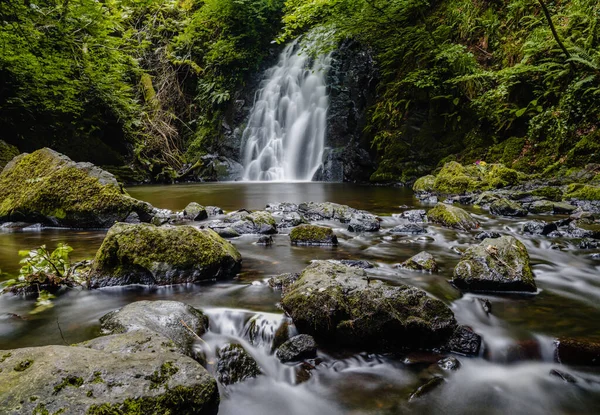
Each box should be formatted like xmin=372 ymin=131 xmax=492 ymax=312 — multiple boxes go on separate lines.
xmin=241 ymin=40 xmax=331 ymax=181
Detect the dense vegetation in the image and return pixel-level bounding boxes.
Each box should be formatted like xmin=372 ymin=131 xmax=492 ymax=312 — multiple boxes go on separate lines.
xmin=1 ymin=0 xmax=598 ymax=182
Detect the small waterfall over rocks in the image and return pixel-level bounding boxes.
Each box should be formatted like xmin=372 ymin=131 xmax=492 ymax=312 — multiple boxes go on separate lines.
xmin=241 ymin=40 xmax=331 ymax=181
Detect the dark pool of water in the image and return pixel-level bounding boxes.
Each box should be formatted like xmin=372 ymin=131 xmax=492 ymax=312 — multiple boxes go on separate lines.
xmin=1 ymin=182 xmax=600 ymax=414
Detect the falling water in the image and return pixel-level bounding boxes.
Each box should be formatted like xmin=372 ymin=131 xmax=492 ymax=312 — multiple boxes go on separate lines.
xmin=241 ymin=41 xmax=331 ymax=181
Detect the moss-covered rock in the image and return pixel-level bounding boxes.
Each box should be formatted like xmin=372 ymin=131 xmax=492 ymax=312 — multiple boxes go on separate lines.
xmin=275 ymin=334 xmax=317 ymax=363
xmin=90 ymin=223 xmax=242 ymax=287
xmin=183 ymin=203 xmax=208 ymax=221
xmin=453 ymin=236 xmax=536 ymax=293
xmin=427 ymin=203 xmax=479 ymax=231
xmin=489 ymin=198 xmax=528 ymax=217
xmin=0 ymin=140 xmax=19 ymax=170
xmin=216 ymin=344 xmax=261 ymax=386
xmin=207 ymin=210 xmax=277 ymax=236
xmin=531 ymin=186 xmax=563 ymax=201
xmin=563 ymin=184 xmax=600 ymax=201
xmin=433 ymin=161 xmax=480 ymax=194
xmin=412 ymin=175 xmax=435 ymax=193
xmin=280 ymin=261 xmax=456 ymax=350
xmin=528 ymin=200 xmax=555 ymax=214
xmin=289 ymin=224 xmax=338 ymax=246
xmin=0 ymin=345 xmax=219 ymax=415
xmin=0 ymin=148 xmax=154 ymax=228
xmin=397 ymin=251 xmax=438 ymax=272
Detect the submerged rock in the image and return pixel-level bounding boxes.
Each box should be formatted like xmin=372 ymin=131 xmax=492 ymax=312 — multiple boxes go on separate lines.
xmin=183 ymin=202 xmax=208 ymax=221
xmin=338 ymin=259 xmax=374 ymax=269
xmin=0 ymin=148 xmax=155 ymax=228
xmin=490 ymin=198 xmax=528 ymax=217
xmin=0 ymin=345 xmax=218 ymax=415
xmin=276 ymin=334 xmax=318 ymax=363
xmin=290 ymin=224 xmax=338 ymax=246
xmin=398 ymin=251 xmax=438 ymax=272
xmin=98 ymin=300 xmax=209 ymax=360
xmin=438 ymin=356 xmax=461 ymax=371
xmin=268 ymin=273 xmax=300 ymax=292
xmin=427 ymin=203 xmax=479 ymax=231
xmin=257 ymin=235 xmax=273 ymax=246
xmin=409 ymin=376 xmax=445 ymax=401
xmin=90 ymin=223 xmax=242 ymax=287
xmin=216 ymin=344 xmax=261 ymax=385
xmin=453 ymin=236 xmax=536 ymax=292
xmin=555 ymin=338 xmax=600 ymax=366
xmin=280 ymin=261 xmax=456 ymax=350
xmin=390 ymin=223 xmax=427 ymax=235
xmin=444 ymin=325 xmax=482 ymax=356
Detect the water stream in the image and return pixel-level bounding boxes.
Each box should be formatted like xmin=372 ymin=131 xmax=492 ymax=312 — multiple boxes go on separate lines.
xmin=241 ymin=41 xmax=330 ymax=181
xmin=1 ymin=183 xmax=600 ymax=413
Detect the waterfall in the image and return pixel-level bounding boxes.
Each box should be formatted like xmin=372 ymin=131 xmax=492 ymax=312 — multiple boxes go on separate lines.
xmin=241 ymin=41 xmax=331 ymax=181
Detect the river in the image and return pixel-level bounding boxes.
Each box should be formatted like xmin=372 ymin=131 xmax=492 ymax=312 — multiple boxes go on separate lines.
xmin=1 ymin=182 xmax=599 ymax=414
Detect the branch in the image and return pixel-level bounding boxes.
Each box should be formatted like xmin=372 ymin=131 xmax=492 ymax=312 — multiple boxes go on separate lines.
xmin=537 ymin=0 xmax=575 ymax=71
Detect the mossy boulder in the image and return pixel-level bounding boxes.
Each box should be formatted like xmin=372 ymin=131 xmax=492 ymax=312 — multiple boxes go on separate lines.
xmin=280 ymin=261 xmax=457 ymax=350
xmin=90 ymin=223 xmax=242 ymax=287
xmin=0 ymin=140 xmax=19 ymax=170
xmin=207 ymin=210 xmax=277 ymax=236
xmin=453 ymin=236 xmax=536 ymax=293
xmin=275 ymin=334 xmax=317 ymax=363
xmin=290 ymin=224 xmax=338 ymax=246
xmin=0 ymin=345 xmax=219 ymax=415
xmin=397 ymin=251 xmax=438 ymax=272
xmin=563 ymin=184 xmax=600 ymax=201
xmin=216 ymin=344 xmax=261 ymax=386
xmin=489 ymin=198 xmax=528 ymax=217
xmin=183 ymin=203 xmax=208 ymax=221
xmin=96 ymin=301 xmax=209 ymax=360
xmin=427 ymin=203 xmax=479 ymax=231
xmin=528 ymin=200 xmax=555 ymax=214
xmin=0 ymin=148 xmax=154 ymax=228
xmin=412 ymin=175 xmax=435 ymax=193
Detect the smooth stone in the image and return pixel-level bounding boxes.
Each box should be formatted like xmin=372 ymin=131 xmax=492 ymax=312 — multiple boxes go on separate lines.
xmin=216 ymin=344 xmax=261 ymax=385
xmin=397 ymin=251 xmax=438 ymax=272
xmin=276 ymin=334 xmax=318 ymax=363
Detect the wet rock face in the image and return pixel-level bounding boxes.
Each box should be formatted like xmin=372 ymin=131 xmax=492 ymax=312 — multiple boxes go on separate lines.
xmin=555 ymin=338 xmax=600 ymax=366
xmin=490 ymin=198 xmax=528 ymax=217
xmin=398 ymin=251 xmax=438 ymax=272
xmin=207 ymin=210 xmax=277 ymax=236
xmin=453 ymin=236 xmax=536 ymax=293
xmin=290 ymin=224 xmax=338 ymax=246
xmin=216 ymin=344 xmax=261 ymax=385
xmin=183 ymin=202 xmax=208 ymax=221
xmin=427 ymin=203 xmax=479 ymax=231
xmin=444 ymin=325 xmax=482 ymax=356
xmin=276 ymin=334 xmax=318 ymax=363
xmin=90 ymin=223 xmax=242 ymax=287
xmin=0 ymin=345 xmax=219 ymax=415
xmin=268 ymin=273 xmax=300 ymax=292
xmin=280 ymin=261 xmax=457 ymax=350
xmin=98 ymin=300 xmax=209 ymax=360
xmin=0 ymin=148 xmax=156 ymax=228
xmin=390 ymin=223 xmax=427 ymax=235
xmin=298 ymin=202 xmax=380 ymax=231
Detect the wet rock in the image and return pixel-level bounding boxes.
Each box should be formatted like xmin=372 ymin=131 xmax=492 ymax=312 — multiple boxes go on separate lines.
xmin=257 ymin=235 xmax=273 ymax=246
xmin=556 ymin=338 xmax=600 ymax=366
xmin=550 ymin=369 xmax=577 ymax=384
xmin=590 ymin=253 xmax=600 ymax=260
xmin=444 ymin=325 xmax=482 ymax=356
xmin=277 ymin=212 xmax=307 ymax=228
xmin=477 ymin=298 xmax=492 ymax=314
xmin=216 ymin=344 xmax=261 ymax=385
xmin=475 ymin=231 xmax=501 ymax=240
xmin=401 ymin=209 xmax=427 ymax=223
xmin=268 ymin=273 xmax=300 ymax=292
xmin=205 ymin=206 xmax=224 ymax=216
xmin=79 ymin=329 xmax=181 ymax=355
xmin=402 ymin=351 xmax=444 ymax=366
xmin=427 ymin=203 xmax=479 ymax=231
xmin=0 ymin=148 xmax=155 ymax=228
xmin=522 ymin=220 xmax=557 ymax=236
xmin=98 ymin=301 xmax=209 ymax=360
xmin=338 ymin=259 xmax=374 ymax=269
xmin=438 ymin=356 xmax=461 ymax=371
xmin=290 ymin=224 xmax=338 ymax=246
xmin=552 ymin=202 xmax=577 ymax=214
xmin=90 ymin=223 xmax=242 ymax=287
xmin=390 ymin=223 xmax=427 ymax=235
xmin=397 ymin=251 xmax=438 ymax=272
xmin=348 ymin=213 xmax=381 ymax=232
xmin=265 ymin=202 xmax=299 ymax=214
xmin=409 ymin=376 xmax=445 ymax=401
xmin=280 ymin=261 xmax=457 ymax=350
xmin=297 ymin=202 xmax=380 ymax=231
xmin=490 ymin=198 xmax=528 ymax=217
xmin=207 ymin=210 xmax=277 ymax=235
xmin=276 ymin=334 xmax=318 ymax=363
xmin=195 ymin=155 xmax=244 ymax=182
xmin=0 ymin=345 xmax=218 ymax=415
xmin=474 ymin=192 xmax=501 ymax=207
xmin=567 ymin=220 xmax=600 ymax=239
xmin=453 ymin=235 xmax=536 ymax=293
xmin=528 ymin=200 xmax=555 ymax=214
xmin=412 ymin=175 xmax=435 ymax=194
xmin=271 ymin=320 xmax=292 ymax=352
xmin=183 ymin=202 xmax=208 ymax=221
xmin=579 ymin=238 xmax=599 ymax=249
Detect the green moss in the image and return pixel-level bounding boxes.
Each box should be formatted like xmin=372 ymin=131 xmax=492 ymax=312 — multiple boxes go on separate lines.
xmin=53 ymin=376 xmax=84 ymax=394
xmin=433 ymin=161 xmax=479 ymax=194
xmin=147 ymin=362 xmax=179 ymax=390
xmin=0 ymin=140 xmax=19 ymax=170
xmin=91 ymin=371 xmax=104 ymax=384
xmin=412 ymin=175 xmax=435 ymax=193
xmin=0 ymin=352 xmax=12 ymax=363
xmin=427 ymin=203 xmax=479 ymax=231
xmin=13 ymin=359 xmax=34 ymax=372
xmin=485 ymin=164 xmax=520 ymax=188
xmin=532 ymin=186 xmax=563 ymax=201
xmin=246 ymin=211 xmax=275 ymax=227
xmin=566 ymin=132 xmax=600 ymax=167
xmin=290 ymin=224 xmax=336 ymax=245
xmin=563 ymin=184 xmax=600 ymax=201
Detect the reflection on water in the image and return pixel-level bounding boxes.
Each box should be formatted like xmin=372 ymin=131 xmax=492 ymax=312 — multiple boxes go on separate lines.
xmin=1 ymin=182 xmax=600 ymax=414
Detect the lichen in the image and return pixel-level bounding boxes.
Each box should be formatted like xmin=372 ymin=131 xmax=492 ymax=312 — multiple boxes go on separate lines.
xmin=147 ymin=362 xmax=179 ymax=390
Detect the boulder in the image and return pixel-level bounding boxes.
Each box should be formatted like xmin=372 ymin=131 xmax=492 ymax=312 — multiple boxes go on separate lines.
xmin=397 ymin=251 xmax=438 ymax=272
xmin=207 ymin=210 xmax=277 ymax=235
xmin=216 ymin=344 xmax=261 ymax=385
xmin=183 ymin=202 xmax=208 ymax=221
xmin=412 ymin=175 xmax=435 ymax=194
xmin=290 ymin=224 xmax=338 ymax=246
xmin=489 ymin=198 xmax=528 ymax=217
xmin=390 ymin=223 xmax=427 ymax=235
xmin=0 ymin=148 xmax=155 ymax=228
xmin=427 ymin=203 xmax=480 ymax=231
xmin=0 ymin=345 xmax=218 ymax=415
xmin=555 ymin=338 xmax=600 ymax=366
xmin=90 ymin=223 xmax=242 ymax=287
xmin=528 ymin=200 xmax=555 ymax=214
xmin=268 ymin=273 xmax=300 ymax=292
xmin=276 ymin=334 xmax=318 ymax=363
xmin=522 ymin=220 xmax=557 ymax=236
xmin=444 ymin=325 xmax=482 ymax=356
xmin=453 ymin=236 xmax=536 ymax=292
xmin=205 ymin=206 xmax=224 ymax=216
xmin=297 ymin=202 xmax=380 ymax=231
xmin=401 ymin=209 xmax=427 ymax=222
xmin=280 ymin=261 xmax=456 ymax=350
xmin=97 ymin=301 xmax=209 ymax=360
